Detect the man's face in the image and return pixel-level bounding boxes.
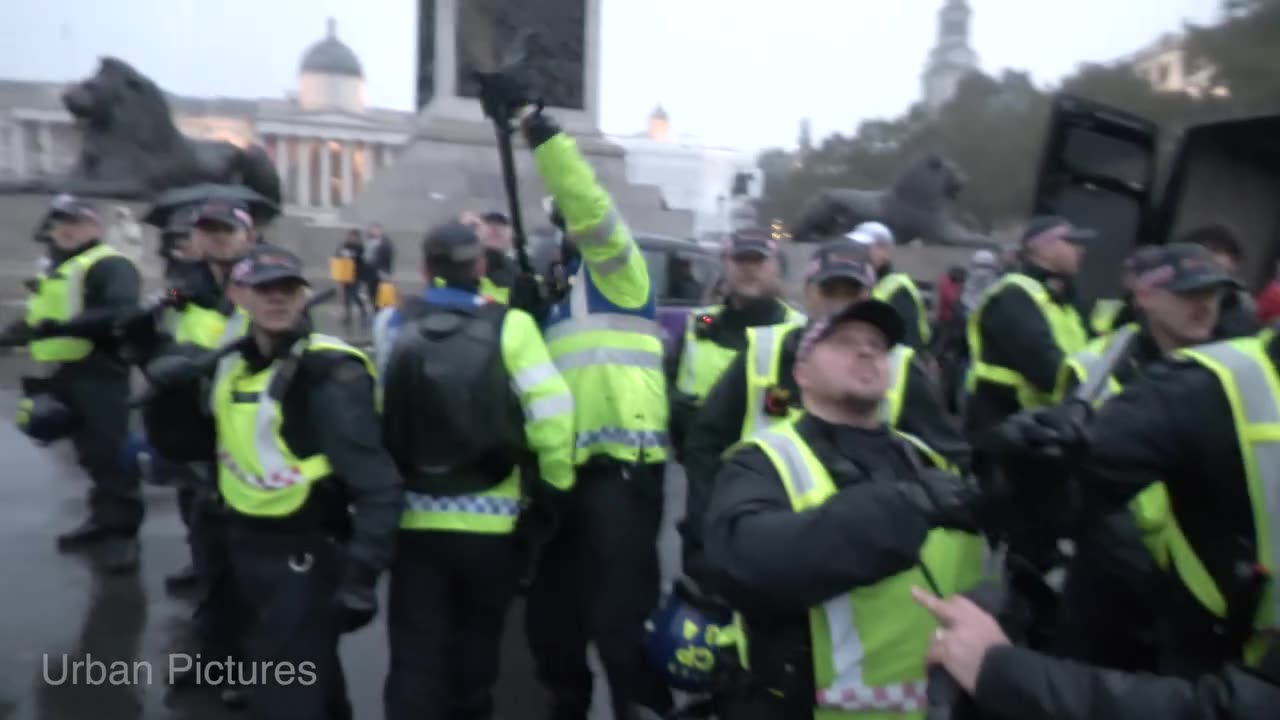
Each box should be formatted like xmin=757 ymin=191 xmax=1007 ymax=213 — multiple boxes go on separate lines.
xmin=805 ymin=278 xmax=869 ymax=317
xmin=868 ymin=243 xmax=891 ymax=267
xmin=723 ymin=252 xmax=779 ymax=299
xmin=368 ymin=224 xmax=384 ymax=239
xmin=1136 ymin=285 xmax=1221 ymax=346
xmin=243 ymin=279 xmax=308 ymax=333
xmin=1034 ymin=236 xmax=1085 ymax=276
xmin=483 ymin=221 xmax=513 ymax=252
xmin=193 ymin=222 xmax=251 ymax=263
xmin=49 ymin=216 xmax=98 ymax=251
xmin=168 ymin=234 xmax=194 ymax=260
xmin=794 ymin=320 xmax=890 ymax=409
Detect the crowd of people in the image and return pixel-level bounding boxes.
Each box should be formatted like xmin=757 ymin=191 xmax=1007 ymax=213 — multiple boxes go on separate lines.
xmin=1 ymin=94 xmax=1277 ymax=720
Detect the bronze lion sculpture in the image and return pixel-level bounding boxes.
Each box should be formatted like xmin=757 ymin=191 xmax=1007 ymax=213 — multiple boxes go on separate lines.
xmin=791 ymin=153 xmax=991 ymax=247
xmin=2 ymin=57 xmax=281 ymax=206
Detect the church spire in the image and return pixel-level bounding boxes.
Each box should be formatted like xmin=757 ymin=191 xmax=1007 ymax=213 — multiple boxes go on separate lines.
xmin=922 ymin=0 xmax=979 ymax=113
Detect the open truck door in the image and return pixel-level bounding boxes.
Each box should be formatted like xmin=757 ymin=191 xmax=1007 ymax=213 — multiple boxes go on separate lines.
xmin=1030 ymin=94 xmax=1159 ymax=315
xmin=1151 ymin=114 xmax=1280 ymax=293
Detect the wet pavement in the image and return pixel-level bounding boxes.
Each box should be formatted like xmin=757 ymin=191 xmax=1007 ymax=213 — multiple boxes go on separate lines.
xmin=0 ymin=340 xmax=689 ymax=720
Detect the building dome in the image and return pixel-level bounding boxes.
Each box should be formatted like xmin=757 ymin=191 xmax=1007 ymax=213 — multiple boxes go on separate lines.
xmin=300 ymin=18 xmax=363 ymax=78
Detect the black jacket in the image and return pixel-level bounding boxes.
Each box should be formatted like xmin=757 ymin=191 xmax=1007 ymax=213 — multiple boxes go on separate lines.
xmin=878 ymin=263 xmax=927 ymax=350
xmin=680 ymin=325 xmax=967 ymax=553
xmin=964 ymin=264 xmax=1081 ymax=436
xmin=230 ymin=332 xmax=403 ymax=586
xmin=702 ymin=414 xmax=952 ymax=703
xmin=1072 ymin=333 xmax=1279 ymax=675
xmin=362 ymin=236 xmax=395 ymax=280
xmin=974 ymin=644 xmax=1280 ymax=720
xmin=1218 ymin=289 xmax=1261 ymax=339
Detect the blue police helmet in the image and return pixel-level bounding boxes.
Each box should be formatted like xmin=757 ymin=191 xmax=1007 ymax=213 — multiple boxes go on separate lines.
xmin=15 ymin=392 xmax=77 ymax=444
xmin=644 ymin=577 xmax=735 ymax=693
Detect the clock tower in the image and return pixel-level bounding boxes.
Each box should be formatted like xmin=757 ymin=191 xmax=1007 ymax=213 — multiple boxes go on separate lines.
xmin=922 ymin=0 xmax=979 ymax=113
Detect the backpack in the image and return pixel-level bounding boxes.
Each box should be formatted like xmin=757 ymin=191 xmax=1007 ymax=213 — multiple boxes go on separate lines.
xmin=381 ymin=298 xmax=524 ymax=496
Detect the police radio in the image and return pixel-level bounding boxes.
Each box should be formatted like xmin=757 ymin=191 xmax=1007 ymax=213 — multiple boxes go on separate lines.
xmin=692 ymin=311 xmax=719 ymax=340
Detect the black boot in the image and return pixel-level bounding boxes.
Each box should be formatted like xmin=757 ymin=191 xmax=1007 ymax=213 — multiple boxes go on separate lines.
xmin=99 ymin=536 xmax=140 ymax=575
xmin=164 ymin=564 xmax=201 ymax=593
xmin=56 ymin=519 xmax=112 ymax=552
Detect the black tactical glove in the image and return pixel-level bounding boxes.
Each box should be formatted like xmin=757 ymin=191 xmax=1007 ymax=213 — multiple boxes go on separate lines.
xmin=510 ymin=272 xmax=548 ymax=320
xmin=520 ymin=110 xmax=561 ymax=149
xmin=334 ymin=582 xmax=377 ymax=634
xmin=900 ymin=469 xmax=985 ymax=533
xmin=143 ymin=354 xmax=204 ymax=389
xmin=998 ymin=404 xmax=1090 ymax=459
xmin=28 ymin=319 xmax=64 ymax=339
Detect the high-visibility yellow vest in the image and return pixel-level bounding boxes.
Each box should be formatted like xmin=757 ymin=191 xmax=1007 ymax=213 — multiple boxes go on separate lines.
xmin=213 ymin=333 xmax=375 ymax=518
xmin=740 ymin=326 xmax=914 ymax=441
xmin=169 ymin=305 xmax=249 ymax=350
xmin=24 ymin=244 xmax=125 ymax=362
xmin=966 ymin=272 xmax=1088 ymax=410
xmin=742 ymin=420 xmax=984 ymax=718
xmin=1090 ymin=298 xmax=1125 ymax=336
xmin=874 ymin=272 xmax=931 ymax=346
xmin=537 ymin=133 xmax=667 ymax=465
xmin=1171 ymin=337 xmax=1280 ymax=666
xmin=1054 ymin=323 xmax=1172 ymax=562
xmin=432 ymin=275 xmax=512 ymax=305
xmin=676 ymin=303 xmax=805 ymax=403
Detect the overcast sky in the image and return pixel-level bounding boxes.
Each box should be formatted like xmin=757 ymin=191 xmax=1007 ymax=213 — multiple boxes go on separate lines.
xmin=0 ymin=0 xmax=1221 ymax=151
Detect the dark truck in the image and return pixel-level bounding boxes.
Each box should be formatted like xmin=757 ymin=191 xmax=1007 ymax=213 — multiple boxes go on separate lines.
xmin=1031 ymin=94 xmax=1280 ymax=315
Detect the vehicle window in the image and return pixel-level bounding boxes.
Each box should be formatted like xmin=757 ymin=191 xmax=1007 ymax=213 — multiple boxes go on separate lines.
xmin=641 ymin=244 xmax=718 ymax=305
xmin=641 ymin=248 xmax=669 ymax=299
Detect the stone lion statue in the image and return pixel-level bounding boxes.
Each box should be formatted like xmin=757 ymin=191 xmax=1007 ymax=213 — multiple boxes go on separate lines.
xmin=791 ymin=153 xmax=991 ymax=247
xmin=1 ymin=57 xmax=281 ymax=206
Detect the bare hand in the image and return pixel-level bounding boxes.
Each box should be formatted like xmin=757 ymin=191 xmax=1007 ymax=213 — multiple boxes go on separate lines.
xmin=911 ymin=586 xmax=1009 ymax=694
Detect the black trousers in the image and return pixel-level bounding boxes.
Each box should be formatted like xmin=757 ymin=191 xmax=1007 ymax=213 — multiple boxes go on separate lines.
xmin=341 ymin=284 xmax=368 ymax=321
xmin=55 ymin=362 xmax=142 ymax=535
xmin=525 ymin=461 xmax=672 ymax=719
xmin=192 ymin=496 xmax=243 ymax=659
xmin=228 ymin=528 xmax=350 ymax=720
xmin=384 ymin=530 xmax=521 ymax=720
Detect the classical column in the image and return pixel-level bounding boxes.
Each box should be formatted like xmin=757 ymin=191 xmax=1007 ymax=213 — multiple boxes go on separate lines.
xmin=319 ymin=139 xmax=332 ymax=209
xmin=298 ymin=138 xmax=312 ymax=208
xmin=37 ymin=122 xmax=53 ymax=174
xmin=377 ymin=144 xmax=388 ymax=171
xmin=363 ymin=142 xmax=377 ymax=186
xmin=8 ymin=120 xmax=25 ymax=178
xmin=340 ymin=142 xmax=354 ymax=205
xmin=274 ymin=135 xmax=289 ymax=201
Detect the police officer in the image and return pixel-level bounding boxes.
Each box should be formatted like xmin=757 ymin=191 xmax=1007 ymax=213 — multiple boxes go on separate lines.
xmin=703 ymin=300 xmax=985 ymax=719
xmin=380 ymin=221 xmax=575 ymax=719
xmin=913 ymin=587 xmax=1280 ymax=719
xmin=682 ymin=240 xmax=968 ymax=579
xmin=512 ymin=105 xmax=674 ymax=718
xmin=667 ymin=227 xmax=804 ymax=454
xmin=1180 ymin=224 xmax=1261 ymax=339
xmin=3 ymin=194 xmax=143 ymax=572
xmin=209 ymin=245 xmax=402 ymax=719
xmin=1052 ymin=243 xmax=1238 ymax=671
xmin=964 ymin=215 xmax=1091 ymax=580
xmin=1006 ymin=327 xmax=1280 ymax=679
xmin=454 ymin=210 xmax=518 ymax=304
xmin=851 ymin=221 xmax=931 ymax=350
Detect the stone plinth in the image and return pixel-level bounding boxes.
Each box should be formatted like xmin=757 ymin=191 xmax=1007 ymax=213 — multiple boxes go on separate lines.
xmin=342 ymin=0 xmax=693 ymax=238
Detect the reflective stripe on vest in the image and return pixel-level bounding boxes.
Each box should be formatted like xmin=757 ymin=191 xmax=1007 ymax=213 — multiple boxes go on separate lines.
xmin=25 ymin=244 xmax=123 ymax=362
xmin=213 ymin=333 xmax=374 ymax=517
xmin=748 ymin=422 xmax=984 ymax=716
xmin=544 ymin=264 xmax=668 ymax=464
xmin=1174 ymin=338 xmax=1280 ymax=641
xmin=401 ymin=472 xmax=523 ymax=534
xmin=874 ymin=273 xmax=931 ymax=345
xmin=743 ymin=325 xmax=791 ymax=438
xmin=680 ymin=304 xmax=805 ymax=403
xmin=1056 ymin=324 xmax=1171 ymax=562
xmin=880 ymin=345 xmax=914 ymax=425
xmin=966 ymin=273 xmax=1088 ymax=409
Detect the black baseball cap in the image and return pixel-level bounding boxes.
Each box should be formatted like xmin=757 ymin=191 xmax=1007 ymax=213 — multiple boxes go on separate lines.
xmin=1021 ymin=215 xmax=1097 ymax=246
xmin=230 ymin=244 xmax=307 ymax=287
xmin=193 ymin=199 xmax=254 ymax=231
xmin=1125 ymin=242 xmax=1237 ymax=293
xmin=798 ymin=299 xmax=904 ymax=356
xmin=163 ymin=206 xmax=199 ymax=238
xmin=481 ymin=211 xmax=510 ymax=226
xmin=424 ymin=221 xmax=484 ymax=262
xmin=725 ymin=228 xmax=778 ymax=258
xmin=804 ymin=239 xmax=877 ymax=287
xmin=47 ymin=194 xmax=99 ymax=223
